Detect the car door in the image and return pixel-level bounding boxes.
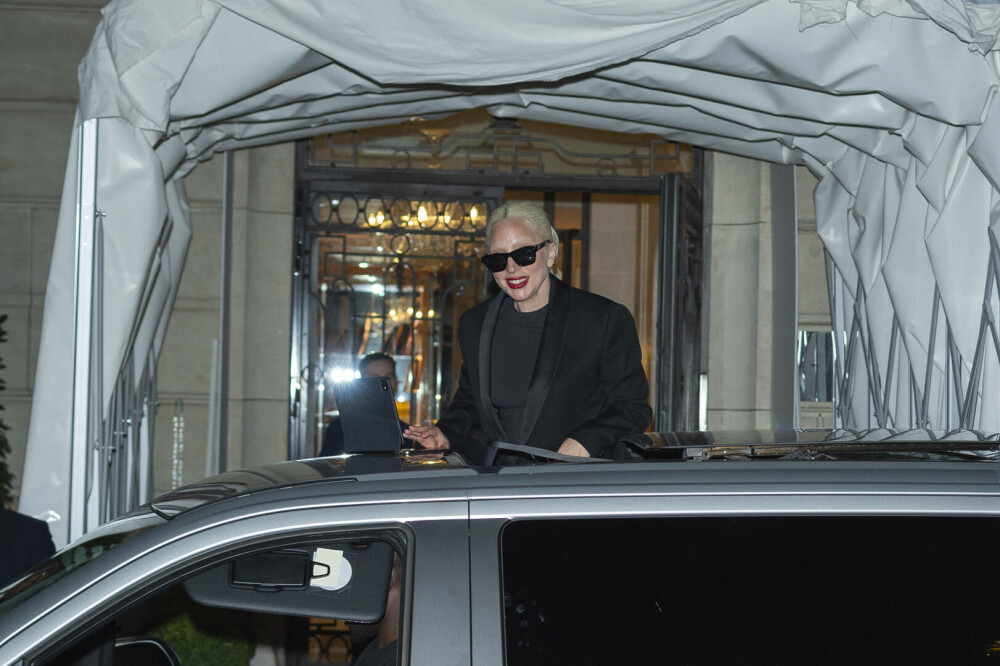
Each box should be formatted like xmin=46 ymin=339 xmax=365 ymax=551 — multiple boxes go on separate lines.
xmin=1 ymin=493 xmax=472 ymax=666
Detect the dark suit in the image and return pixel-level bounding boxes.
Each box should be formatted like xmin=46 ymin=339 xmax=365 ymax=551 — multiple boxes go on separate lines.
xmin=0 ymin=508 xmax=55 ymax=588
xmin=438 ymin=277 xmax=651 ymax=457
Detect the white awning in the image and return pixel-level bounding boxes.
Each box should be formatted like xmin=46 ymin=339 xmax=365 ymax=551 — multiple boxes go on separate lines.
xmin=22 ymin=0 xmax=1000 ymax=541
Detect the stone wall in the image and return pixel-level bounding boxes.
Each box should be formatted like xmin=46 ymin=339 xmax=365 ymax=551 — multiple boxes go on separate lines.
xmin=703 ymin=153 xmax=831 ymax=430
xmin=153 ymin=146 xmax=294 ymax=497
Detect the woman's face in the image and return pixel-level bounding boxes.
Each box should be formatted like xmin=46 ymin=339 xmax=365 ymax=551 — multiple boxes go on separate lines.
xmin=486 ymin=218 xmax=555 ymax=312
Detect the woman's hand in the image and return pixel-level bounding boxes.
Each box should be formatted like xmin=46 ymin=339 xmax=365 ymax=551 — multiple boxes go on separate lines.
xmin=557 ymin=437 xmax=590 ymax=458
xmin=403 ymin=423 xmax=451 ymax=450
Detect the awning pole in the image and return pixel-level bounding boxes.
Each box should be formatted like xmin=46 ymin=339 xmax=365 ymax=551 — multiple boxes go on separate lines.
xmin=217 ymin=151 xmax=233 ymax=473
xmin=70 ymin=118 xmax=99 ymax=543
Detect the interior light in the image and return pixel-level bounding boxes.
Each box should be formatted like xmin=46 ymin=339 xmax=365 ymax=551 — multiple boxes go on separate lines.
xmin=389 ymin=309 xmax=397 ymax=317
xmin=376 ymin=245 xmax=384 ymax=252
xmin=358 ymin=262 xmax=369 ymax=269
xmin=470 ymin=206 xmax=478 ymax=221
xmin=443 ymin=214 xmax=451 ymax=225
xmin=376 ymin=211 xmax=385 ymax=224
xmin=406 ymin=307 xmax=414 ymax=316
xmin=417 ymin=206 xmax=428 ymax=223
xmin=368 ymin=214 xmax=377 ymax=226
xmin=415 ymin=311 xmax=423 ymax=319
xmin=427 ymin=309 xmax=435 ymax=318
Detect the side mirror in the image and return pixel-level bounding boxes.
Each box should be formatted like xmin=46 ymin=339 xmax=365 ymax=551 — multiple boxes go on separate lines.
xmin=114 ymin=637 xmax=181 ymax=666
xmin=183 ymin=540 xmax=394 ymax=623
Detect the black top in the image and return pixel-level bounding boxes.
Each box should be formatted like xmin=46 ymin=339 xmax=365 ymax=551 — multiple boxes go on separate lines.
xmin=490 ymin=300 xmax=547 ymax=442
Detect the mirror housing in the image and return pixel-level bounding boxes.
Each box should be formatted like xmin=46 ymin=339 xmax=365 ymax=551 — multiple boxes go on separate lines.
xmin=115 ymin=637 xmax=181 ymax=666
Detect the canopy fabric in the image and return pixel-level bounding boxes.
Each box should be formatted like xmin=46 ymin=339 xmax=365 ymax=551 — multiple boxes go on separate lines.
xmin=21 ymin=0 xmax=1000 ymax=537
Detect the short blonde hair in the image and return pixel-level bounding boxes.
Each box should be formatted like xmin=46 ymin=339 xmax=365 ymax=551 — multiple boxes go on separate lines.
xmin=485 ymin=201 xmax=560 ymax=264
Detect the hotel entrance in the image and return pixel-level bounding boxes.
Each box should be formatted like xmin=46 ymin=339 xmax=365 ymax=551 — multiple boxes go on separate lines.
xmin=289 ymin=111 xmax=702 ymax=464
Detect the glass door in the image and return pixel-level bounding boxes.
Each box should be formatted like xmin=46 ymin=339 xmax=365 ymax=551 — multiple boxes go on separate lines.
xmin=291 ymin=185 xmax=502 ymax=458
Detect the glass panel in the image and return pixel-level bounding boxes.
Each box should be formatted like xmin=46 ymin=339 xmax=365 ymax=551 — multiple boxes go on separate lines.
xmin=33 ymin=534 xmax=405 ymax=666
xmin=305 ymin=195 xmax=491 ymax=455
xmin=799 ymin=330 xmax=835 ymax=402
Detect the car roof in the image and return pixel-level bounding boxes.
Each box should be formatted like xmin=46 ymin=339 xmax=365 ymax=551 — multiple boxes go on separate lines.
xmin=136 ymin=427 xmax=1000 ymax=523
xmin=143 ymin=452 xmax=475 ymax=519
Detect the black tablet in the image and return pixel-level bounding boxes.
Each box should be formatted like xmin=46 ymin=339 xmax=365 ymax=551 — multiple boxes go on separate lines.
xmin=332 ymin=376 xmax=404 ymax=453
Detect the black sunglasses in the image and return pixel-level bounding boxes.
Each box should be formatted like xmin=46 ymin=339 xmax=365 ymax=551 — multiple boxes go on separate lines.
xmin=480 ymin=240 xmax=552 ymax=272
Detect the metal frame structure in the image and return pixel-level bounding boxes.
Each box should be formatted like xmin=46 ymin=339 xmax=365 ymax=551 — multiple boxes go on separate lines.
xmin=827 ymin=227 xmax=1000 ymax=430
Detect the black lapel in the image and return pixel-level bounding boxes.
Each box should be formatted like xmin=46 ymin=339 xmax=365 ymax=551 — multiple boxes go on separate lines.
xmin=477 ymin=292 xmax=508 ymax=441
xmin=518 ymin=277 xmax=569 ymax=444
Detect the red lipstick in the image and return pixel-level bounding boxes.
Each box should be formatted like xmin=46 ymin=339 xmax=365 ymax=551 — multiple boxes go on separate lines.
xmin=505 ymin=277 xmax=528 ymax=289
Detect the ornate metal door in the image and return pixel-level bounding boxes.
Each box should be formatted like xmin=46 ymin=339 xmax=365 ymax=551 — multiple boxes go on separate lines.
xmin=290 ymin=178 xmax=503 ymax=459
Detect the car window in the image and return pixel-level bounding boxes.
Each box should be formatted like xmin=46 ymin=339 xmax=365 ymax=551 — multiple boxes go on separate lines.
xmin=501 ymin=516 xmax=1000 ymax=665
xmin=37 ymin=533 xmax=405 ymax=666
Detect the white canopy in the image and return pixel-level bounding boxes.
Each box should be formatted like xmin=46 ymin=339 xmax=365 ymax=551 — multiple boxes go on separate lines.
xmin=22 ymin=0 xmax=1000 ymax=541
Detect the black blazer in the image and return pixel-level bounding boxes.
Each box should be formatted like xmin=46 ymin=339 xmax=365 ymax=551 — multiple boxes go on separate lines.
xmin=437 ymin=277 xmax=651 ymax=457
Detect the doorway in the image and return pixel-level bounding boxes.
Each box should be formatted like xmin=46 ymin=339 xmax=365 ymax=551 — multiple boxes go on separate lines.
xmin=289 ymin=115 xmax=702 ymax=461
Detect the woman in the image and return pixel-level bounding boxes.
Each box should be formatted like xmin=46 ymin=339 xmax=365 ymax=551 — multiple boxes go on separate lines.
xmin=404 ymin=201 xmax=651 ymax=459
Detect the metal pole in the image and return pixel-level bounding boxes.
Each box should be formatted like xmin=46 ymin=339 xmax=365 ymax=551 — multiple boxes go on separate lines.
xmin=580 ymin=192 xmax=591 ymax=292
xmin=218 ymin=151 xmax=234 ymax=472
xmin=206 ymin=339 xmax=219 ymax=476
xmin=769 ymin=163 xmax=798 ymax=429
xmin=70 ymin=119 xmax=99 ymax=543
xmin=655 ymin=175 xmax=678 ymax=431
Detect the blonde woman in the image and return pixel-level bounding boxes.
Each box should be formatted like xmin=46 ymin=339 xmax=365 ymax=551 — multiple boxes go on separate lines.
xmin=405 ymin=202 xmax=650 ymax=460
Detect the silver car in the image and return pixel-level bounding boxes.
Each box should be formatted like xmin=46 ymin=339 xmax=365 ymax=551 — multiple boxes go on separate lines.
xmin=3 ymin=429 xmax=1000 ymax=666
